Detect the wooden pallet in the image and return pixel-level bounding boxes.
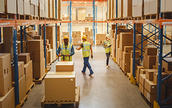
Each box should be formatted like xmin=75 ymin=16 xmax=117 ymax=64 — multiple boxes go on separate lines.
xmin=33 ymin=73 xmax=47 ymax=84
xmin=41 ymin=87 xmax=80 ymax=108
xmin=26 ymin=82 xmax=35 ymax=95
xmin=0 ymin=13 xmax=16 ymax=19
xmin=162 ymin=12 xmax=172 ymax=19
xmin=144 ymin=14 xmax=157 ymax=20
xmin=19 ymin=94 xmax=28 ymax=107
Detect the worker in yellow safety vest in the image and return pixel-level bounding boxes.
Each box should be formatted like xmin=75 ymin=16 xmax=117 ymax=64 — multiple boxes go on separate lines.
xmin=57 ymin=36 xmax=75 ymax=61
xmin=103 ymin=34 xmax=111 ymax=68
xmin=76 ymin=35 xmax=94 ymax=77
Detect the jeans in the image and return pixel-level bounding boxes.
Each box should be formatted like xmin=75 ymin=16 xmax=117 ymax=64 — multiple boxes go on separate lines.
xmin=106 ymin=52 xmax=110 ymax=66
xmin=82 ymin=57 xmax=94 ymax=75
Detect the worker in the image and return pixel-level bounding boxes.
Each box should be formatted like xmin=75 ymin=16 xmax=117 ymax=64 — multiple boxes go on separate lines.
xmin=103 ymin=34 xmax=111 ymax=68
xmin=57 ymin=36 xmax=75 ymax=61
xmin=76 ymin=35 xmax=94 ymax=77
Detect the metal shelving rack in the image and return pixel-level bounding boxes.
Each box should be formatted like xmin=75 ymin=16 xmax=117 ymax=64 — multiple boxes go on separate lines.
xmin=110 ymin=0 xmax=172 ymax=107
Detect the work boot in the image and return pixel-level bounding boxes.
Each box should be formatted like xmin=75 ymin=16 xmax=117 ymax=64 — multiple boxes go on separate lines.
xmin=89 ymin=73 xmax=94 ymax=78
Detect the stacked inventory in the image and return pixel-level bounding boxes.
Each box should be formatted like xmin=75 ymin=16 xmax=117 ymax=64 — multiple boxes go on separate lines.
xmin=18 ymin=53 xmax=34 ymax=93
xmin=27 ymin=39 xmax=46 ymax=80
xmin=96 ymin=34 xmax=106 ymax=45
xmin=72 ymin=31 xmax=81 ymax=46
xmin=83 ymin=28 xmax=93 ymax=45
xmin=44 ymin=61 xmax=79 ymax=103
xmin=0 ymin=53 xmax=15 ymax=108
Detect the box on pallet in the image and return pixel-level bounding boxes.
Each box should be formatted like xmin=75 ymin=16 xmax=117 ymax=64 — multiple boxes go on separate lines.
xmin=145 ymin=69 xmax=157 ymax=81
xmin=19 ymin=75 xmax=26 ymax=103
xmin=123 ymin=0 xmax=132 ymax=18
xmin=56 ymin=62 xmax=74 ymax=72
xmin=0 ymin=88 xmax=15 ymax=108
xmin=136 ymin=66 xmax=144 ymax=83
xmin=45 ymin=72 xmax=76 ymax=102
xmin=27 ymin=40 xmax=45 ymax=79
xmin=12 ymin=62 xmax=25 ymax=81
xmin=24 ymin=60 xmax=33 ymax=91
xmin=0 ymin=53 xmax=12 ymax=97
xmin=18 ymin=53 xmax=30 ymax=64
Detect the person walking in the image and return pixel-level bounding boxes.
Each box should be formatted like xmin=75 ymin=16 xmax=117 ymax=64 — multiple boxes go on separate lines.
xmin=76 ymin=35 xmax=94 ymax=77
xmin=103 ymin=35 xmax=111 ymax=68
xmin=57 ymin=36 xmax=75 ymax=61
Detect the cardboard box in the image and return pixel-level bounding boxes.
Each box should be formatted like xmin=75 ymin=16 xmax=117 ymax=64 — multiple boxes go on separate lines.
xmin=17 ymin=0 xmax=24 ymax=15
xmin=144 ymin=89 xmax=156 ymax=104
xmin=123 ymin=52 xmax=131 ymax=74
xmin=0 ymin=53 xmax=12 ymax=96
xmin=143 ymin=55 xmax=156 ymax=69
xmin=123 ymin=0 xmax=132 ymax=17
xmin=153 ymin=72 xmax=168 ymax=84
xmin=136 ymin=66 xmax=144 ymax=83
xmin=7 ymin=0 xmax=17 ymax=14
xmin=18 ymin=53 xmax=30 ymax=64
xmin=0 ymin=0 xmax=5 ymax=13
xmin=24 ymin=60 xmax=33 ymax=91
xmin=162 ymin=57 xmax=172 ymax=72
xmin=145 ymin=69 xmax=157 ymax=81
xmin=56 ymin=62 xmax=74 ymax=72
xmin=19 ymin=75 xmax=26 ymax=103
xmin=124 ymin=46 xmax=133 ymax=53
xmin=18 ymin=62 xmax=25 ymax=79
xmin=24 ymin=0 xmax=31 ymax=15
xmin=139 ymin=74 xmax=146 ymax=86
xmin=119 ymin=32 xmax=133 ymax=51
xmin=139 ymin=84 xmax=144 ymax=94
xmin=45 ymin=72 xmax=76 ymax=101
xmin=145 ymin=47 xmax=157 ymax=56
xmin=0 ymin=88 xmax=15 ymax=108
xmin=144 ymin=79 xmax=157 ymax=94
xmin=27 ymin=40 xmax=45 ymax=79
xmin=140 ymin=69 xmax=148 ymax=74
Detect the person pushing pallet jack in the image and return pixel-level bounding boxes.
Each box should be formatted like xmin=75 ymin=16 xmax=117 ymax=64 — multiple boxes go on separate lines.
xmin=57 ymin=36 xmax=75 ymax=61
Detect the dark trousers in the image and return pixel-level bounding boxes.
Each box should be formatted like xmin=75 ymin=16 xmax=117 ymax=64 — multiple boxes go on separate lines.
xmin=106 ymin=52 xmax=110 ymax=66
xmin=82 ymin=57 xmax=94 ymax=75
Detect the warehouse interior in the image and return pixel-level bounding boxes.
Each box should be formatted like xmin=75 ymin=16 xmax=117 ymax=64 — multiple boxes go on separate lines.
xmin=0 ymin=0 xmax=172 ymax=108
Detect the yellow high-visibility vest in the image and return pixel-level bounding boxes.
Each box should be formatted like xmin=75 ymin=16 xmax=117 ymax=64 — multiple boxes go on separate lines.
xmin=104 ymin=40 xmax=111 ymax=53
xmin=61 ymin=43 xmax=72 ymax=61
xmin=82 ymin=41 xmax=91 ymax=57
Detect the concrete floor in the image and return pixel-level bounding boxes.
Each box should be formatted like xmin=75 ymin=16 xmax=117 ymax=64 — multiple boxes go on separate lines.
xmin=22 ymin=46 xmax=150 ymax=108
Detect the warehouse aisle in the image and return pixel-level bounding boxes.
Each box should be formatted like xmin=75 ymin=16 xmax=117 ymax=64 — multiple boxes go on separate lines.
xmin=22 ymin=46 xmax=149 ymax=108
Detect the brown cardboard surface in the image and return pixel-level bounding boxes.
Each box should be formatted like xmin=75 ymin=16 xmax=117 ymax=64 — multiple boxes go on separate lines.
xmin=123 ymin=52 xmax=131 ymax=74
xmin=153 ymin=72 xmax=168 ymax=84
xmin=143 ymin=55 xmax=156 ymax=69
xmin=0 ymin=53 xmax=12 ymax=96
xmin=136 ymin=66 xmax=144 ymax=83
xmin=119 ymin=32 xmax=133 ymax=51
xmin=18 ymin=62 xmax=24 ymax=79
xmin=45 ymin=73 xmax=76 ymax=101
xmin=139 ymin=74 xmax=146 ymax=86
xmin=24 ymin=60 xmax=33 ymax=91
xmin=144 ymin=89 xmax=156 ymax=104
xmin=0 ymin=88 xmax=15 ymax=108
xmin=145 ymin=47 xmax=157 ymax=56
xmin=162 ymin=57 xmax=172 ymax=72
xmin=145 ymin=69 xmax=157 ymax=81
xmin=139 ymin=83 xmax=144 ymax=94
xmin=124 ymin=46 xmax=133 ymax=53
xmin=56 ymin=62 xmax=74 ymax=72
xmin=19 ymin=75 xmax=26 ymax=103
xmin=144 ymin=79 xmax=157 ymax=94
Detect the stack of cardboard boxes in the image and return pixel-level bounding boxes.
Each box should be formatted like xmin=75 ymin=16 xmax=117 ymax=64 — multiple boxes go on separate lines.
xmin=96 ymin=34 xmax=106 ymax=45
xmin=72 ymin=31 xmax=81 ymax=46
xmin=44 ymin=61 xmax=76 ymax=102
xmin=46 ymin=39 xmax=53 ymax=66
xmin=0 ymin=53 xmax=15 ymax=108
xmin=83 ymin=28 xmax=93 ymax=45
xmin=18 ymin=53 xmax=34 ymax=94
xmin=27 ymin=39 xmax=45 ymax=80
xmin=46 ymin=26 xmax=56 ymax=62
